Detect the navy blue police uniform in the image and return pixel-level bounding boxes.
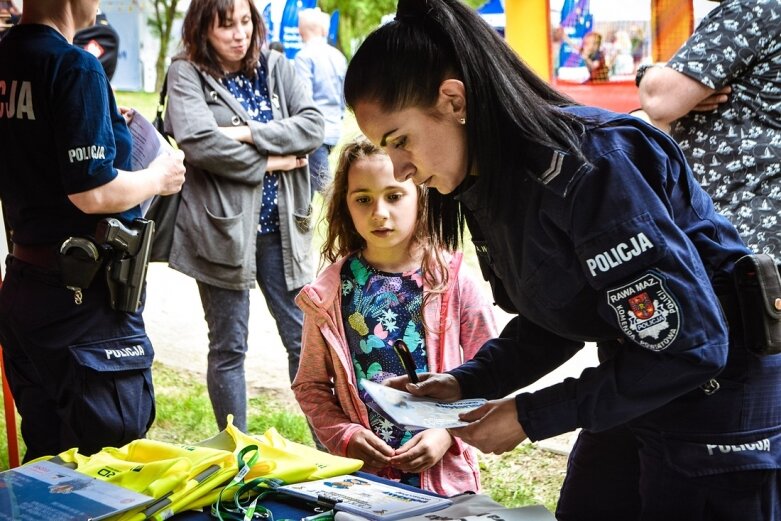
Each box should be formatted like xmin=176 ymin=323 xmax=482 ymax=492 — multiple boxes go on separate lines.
xmin=450 ymin=106 xmax=781 ymax=520
xmin=0 ymin=24 xmax=155 ymax=461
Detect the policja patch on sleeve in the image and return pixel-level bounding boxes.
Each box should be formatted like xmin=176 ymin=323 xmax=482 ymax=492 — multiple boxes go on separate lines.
xmin=575 ymin=213 xmax=667 ymax=289
xmin=607 ymin=270 xmax=681 ymax=351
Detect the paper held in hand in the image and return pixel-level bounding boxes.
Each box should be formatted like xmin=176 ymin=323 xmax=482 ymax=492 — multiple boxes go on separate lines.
xmin=360 ymin=379 xmax=486 ymax=431
xmin=127 ymin=110 xmax=174 ymax=171
xmin=278 ymin=474 xmax=452 ymax=521
xmin=126 ymin=110 xmax=175 ymax=215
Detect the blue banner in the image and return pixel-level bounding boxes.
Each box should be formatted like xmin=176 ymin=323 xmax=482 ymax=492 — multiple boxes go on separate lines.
xmin=280 ymin=0 xmax=317 ymax=60
xmin=559 ymin=0 xmax=593 ymax=68
xmin=328 ymin=10 xmax=339 ymax=47
xmin=477 ymin=0 xmax=505 ymax=38
xmin=262 ymin=2 xmax=275 ymax=42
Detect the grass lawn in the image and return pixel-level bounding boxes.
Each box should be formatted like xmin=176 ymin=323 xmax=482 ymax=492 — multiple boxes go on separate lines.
xmin=116 ymin=90 xmax=159 ymax=122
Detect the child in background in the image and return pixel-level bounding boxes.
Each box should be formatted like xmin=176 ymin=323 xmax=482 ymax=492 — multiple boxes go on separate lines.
xmin=292 ymin=138 xmax=497 ymax=496
xmin=580 ymin=31 xmax=609 ymax=82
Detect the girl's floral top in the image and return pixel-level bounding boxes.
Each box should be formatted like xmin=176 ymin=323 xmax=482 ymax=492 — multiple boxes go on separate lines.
xmin=340 ymin=254 xmax=429 ymax=486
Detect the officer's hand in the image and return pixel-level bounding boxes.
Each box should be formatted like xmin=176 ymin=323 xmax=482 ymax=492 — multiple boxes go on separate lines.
xmin=119 ymin=106 xmax=135 ymax=125
xmin=383 ymin=373 xmax=462 ymax=402
xmin=451 ymin=396 xmax=527 ymax=454
xmin=151 ymin=150 xmax=186 ymax=196
xmin=346 ymin=429 xmax=394 ymax=472
xmin=692 ymin=86 xmax=731 ymax=112
xmin=389 ymin=429 xmax=452 ymax=473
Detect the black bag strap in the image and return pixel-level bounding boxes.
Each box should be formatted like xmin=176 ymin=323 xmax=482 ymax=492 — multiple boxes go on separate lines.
xmin=153 ymin=63 xmax=206 ymax=141
xmin=155 ymin=68 xmax=168 ymax=123
xmin=152 ymin=67 xmax=172 ymax=143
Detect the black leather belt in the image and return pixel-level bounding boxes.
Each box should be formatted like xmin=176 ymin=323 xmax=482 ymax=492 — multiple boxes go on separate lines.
xmin=12 ymin=243 xmax=60 ymax=270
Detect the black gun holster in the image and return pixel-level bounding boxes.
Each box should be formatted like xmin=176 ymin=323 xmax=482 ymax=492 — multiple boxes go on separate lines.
xmin=95 ymin=218 xmax=155 ymax=313
xmin=733 ymin=253 xmax=781 ymax=355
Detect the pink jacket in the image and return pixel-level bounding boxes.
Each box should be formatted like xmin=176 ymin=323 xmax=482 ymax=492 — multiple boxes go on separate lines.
xmin=292 ymin=252 xmax=498 ymax=496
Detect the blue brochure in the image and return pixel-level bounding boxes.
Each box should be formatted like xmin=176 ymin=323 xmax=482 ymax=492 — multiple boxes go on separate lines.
xmin=0 ymin=460 xmax=153 ymax=521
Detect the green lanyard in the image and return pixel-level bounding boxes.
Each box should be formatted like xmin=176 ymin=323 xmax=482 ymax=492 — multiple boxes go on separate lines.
xmin=211 ymin=445 xmax=335 ymax=521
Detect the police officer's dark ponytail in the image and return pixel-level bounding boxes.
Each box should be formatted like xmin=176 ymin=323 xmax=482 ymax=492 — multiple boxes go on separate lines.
xmin=345 ymin=0 xmax=585 ymax=248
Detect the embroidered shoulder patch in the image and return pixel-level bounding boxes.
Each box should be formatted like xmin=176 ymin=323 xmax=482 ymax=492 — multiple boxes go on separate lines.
xmin=606 ymin=271 xmax=681 ymax=351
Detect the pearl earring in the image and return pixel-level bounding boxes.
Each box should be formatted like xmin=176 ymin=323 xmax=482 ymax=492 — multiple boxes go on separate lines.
xmin=459 ymin=117 xmax=466 ymax=125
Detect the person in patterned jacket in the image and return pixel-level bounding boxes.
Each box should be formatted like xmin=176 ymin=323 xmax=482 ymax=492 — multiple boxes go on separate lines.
xmin=638 ymin=0 xmax=781 ymax=261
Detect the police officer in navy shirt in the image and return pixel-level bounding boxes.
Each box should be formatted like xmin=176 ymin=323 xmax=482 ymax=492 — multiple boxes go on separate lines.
xmin=344 ymin=0 xmax=781 ymax=519
xmin=0 ymin=0 xmax=185 ymax=461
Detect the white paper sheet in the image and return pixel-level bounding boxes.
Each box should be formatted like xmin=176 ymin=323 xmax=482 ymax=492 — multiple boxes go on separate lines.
xmin=360 ymin=379 xmax=486 ymax=430
xmin=126 ymin=110 xmax=174 ymax=215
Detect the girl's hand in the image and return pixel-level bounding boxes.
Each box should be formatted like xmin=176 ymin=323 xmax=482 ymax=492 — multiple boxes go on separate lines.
xmin=266 ymin=155 xmax=307 ymax=172
xmin=389 ymin=429 xmax=453 ymax=473
xmin=346 ymin=429 xmax=395 ymax=472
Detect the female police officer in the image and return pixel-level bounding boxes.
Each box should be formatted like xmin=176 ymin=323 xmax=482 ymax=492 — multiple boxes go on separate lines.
xmin=344 ymin=0 xmax=781 ymax=518
xmin=0 ymin=0 xmax=185 ymax=461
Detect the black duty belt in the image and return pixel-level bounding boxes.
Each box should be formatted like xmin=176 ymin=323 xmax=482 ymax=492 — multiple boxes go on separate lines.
xmin=12 ymin=243 xmax=60 ymax=271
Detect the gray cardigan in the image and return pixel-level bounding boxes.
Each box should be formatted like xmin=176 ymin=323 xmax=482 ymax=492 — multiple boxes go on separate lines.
xmin=164 ymin=50 xmax=324 ymax=291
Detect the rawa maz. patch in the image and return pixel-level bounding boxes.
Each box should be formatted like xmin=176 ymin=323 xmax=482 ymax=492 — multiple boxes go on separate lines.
xmin=607 ymin=271 xmax=680 ymax=351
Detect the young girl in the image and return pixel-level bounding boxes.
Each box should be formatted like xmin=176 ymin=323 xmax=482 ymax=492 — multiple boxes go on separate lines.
xmin=292 ymin=138 xmax=497 ymax=496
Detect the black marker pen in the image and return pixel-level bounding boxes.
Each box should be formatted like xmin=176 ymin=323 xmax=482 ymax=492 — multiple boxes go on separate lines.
xmin=392 ymin=339 xmax=419 ymax=384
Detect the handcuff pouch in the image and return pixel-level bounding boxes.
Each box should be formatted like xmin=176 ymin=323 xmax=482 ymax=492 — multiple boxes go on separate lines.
xmin=57 ymin=237 xmax=103 ymax=290
xmin=733 ymin=253 xmax=781 ymax=355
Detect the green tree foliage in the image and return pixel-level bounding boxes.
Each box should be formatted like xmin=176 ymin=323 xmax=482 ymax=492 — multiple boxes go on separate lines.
xmin=147 ymin=0 xmax=181 ymax=93
xmin=317 ymin=0 xmax=485 ymax=58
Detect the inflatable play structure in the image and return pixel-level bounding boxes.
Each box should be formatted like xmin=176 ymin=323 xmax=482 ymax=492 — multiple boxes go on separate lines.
xmin=498 ymin=0 xmax=707 ymax=113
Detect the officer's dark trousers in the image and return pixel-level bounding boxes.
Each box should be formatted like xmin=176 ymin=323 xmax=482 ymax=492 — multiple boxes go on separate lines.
xmin=557 ymin=334 xmax=781 ymax=520
xmin=0 ymin=257 xmax=155 ymax=461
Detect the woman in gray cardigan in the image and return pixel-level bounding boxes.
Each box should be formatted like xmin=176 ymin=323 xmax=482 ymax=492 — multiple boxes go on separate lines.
xmin=164 ymin=0 xmax=324 ymax=432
